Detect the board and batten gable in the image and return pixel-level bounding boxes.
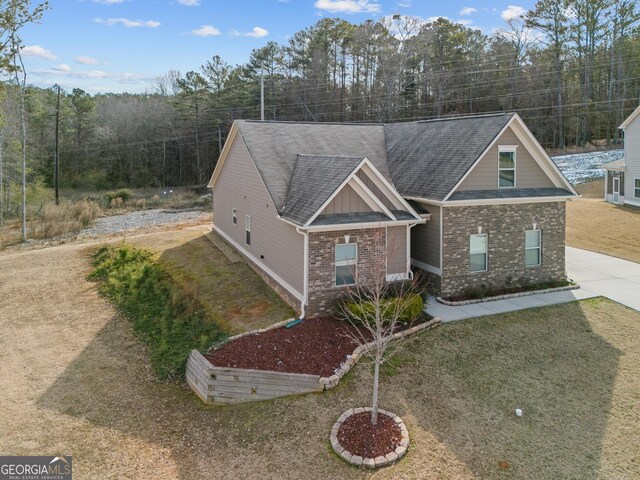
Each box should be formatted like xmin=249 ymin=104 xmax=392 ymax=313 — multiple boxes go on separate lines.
xmin=321 ymin=184 xmax=372 ymax=215
xmin=212 ymin=133 xmax=305 ymax=299
xmin=456 ymin=126 xmax=555 ymax=191
xmin=623 ymin=110 xmax=640 ymax=207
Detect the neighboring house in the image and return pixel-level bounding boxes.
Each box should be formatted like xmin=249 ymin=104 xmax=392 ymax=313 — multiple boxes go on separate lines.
xmin=603 ymin=105 xmax=640 ymax=207
xmin=208 ymin=113 xmax=578 ymax=317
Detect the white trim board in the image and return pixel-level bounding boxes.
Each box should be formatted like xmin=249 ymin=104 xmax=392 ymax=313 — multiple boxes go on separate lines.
xmin=405 ymin=195 xmax=575 ymax=207
xmin=212 ymin=224 xmax=304 ymax=302
xmin=411 ymin=258 xmax=442 ymax=276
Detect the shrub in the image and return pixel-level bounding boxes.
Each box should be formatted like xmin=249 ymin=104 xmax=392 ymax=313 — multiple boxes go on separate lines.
xmin=30 ymin=199 xmax=101 ymax=239
xmin=344 ymin=293 xmax=423 ymax=326
xmin=105 ymin=189 xmax=131 ymax=206
xmin=89 ymin=244 xmax=226 ymax=380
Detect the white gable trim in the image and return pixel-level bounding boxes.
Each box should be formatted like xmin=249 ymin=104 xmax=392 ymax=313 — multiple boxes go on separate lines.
xmin=620 ymin=104 xmax=640 ymax=129
xmin=207 ymin=122 xmax=238 ymax=188
xmin=359 ymin=162 xmax=421 ymax=216
xmin=442 ymin=117 xmax=513 ymax=201
xmin=349 ymin=175 xmax=396 ymax=220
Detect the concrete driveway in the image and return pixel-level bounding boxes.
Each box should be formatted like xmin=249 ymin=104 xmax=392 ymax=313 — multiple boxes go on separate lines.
xmin=566 ymin=246 xmax=640 ymax=311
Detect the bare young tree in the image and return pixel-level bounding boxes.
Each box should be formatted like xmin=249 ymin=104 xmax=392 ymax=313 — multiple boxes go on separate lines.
xmin=336 ymin=243 xmax=424 ymax=426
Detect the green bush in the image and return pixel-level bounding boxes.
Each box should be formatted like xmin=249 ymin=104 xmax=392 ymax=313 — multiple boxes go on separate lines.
xmin=104 ymin=189 xmax=132 ymax=206
xmin=345 ymin=293 xmax=423 ymax=326
xmin=89 ymin=244 xmax=226 ymax=380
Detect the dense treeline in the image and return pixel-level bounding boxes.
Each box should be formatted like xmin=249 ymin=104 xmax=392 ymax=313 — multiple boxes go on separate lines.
xmin=1 ymin=0 xmax=640 ymax=197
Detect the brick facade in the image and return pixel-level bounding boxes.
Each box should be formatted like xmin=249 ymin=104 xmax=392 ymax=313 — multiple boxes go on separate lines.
xmin=306 ymin=228 xmax=387 ymax=317
xmin=439 ymin=202 xmax=566 ymax=297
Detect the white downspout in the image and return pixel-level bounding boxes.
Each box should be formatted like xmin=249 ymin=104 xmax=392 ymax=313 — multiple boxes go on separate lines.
xmin=296 ymin=226 xmax=308 ymax=319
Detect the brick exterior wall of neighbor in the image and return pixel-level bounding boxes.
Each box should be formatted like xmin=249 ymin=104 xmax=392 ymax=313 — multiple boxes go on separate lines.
xmin=307 ymin=228 xmax=387 ymax=317
xmin=440 ymin=202 xmax=566 ymax=297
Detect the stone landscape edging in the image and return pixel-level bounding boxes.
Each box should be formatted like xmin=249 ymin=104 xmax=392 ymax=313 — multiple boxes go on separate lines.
xmin=436 ymin=284 xmax=580 ymax=306
xmin=186 ymin=316 xmax=442 ymax=404
xmin=330 ymin=407 xmax=409 ymax=468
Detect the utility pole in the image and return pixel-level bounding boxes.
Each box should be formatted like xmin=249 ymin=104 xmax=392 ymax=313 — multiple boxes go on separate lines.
xmin=260 ymin=63 xmax=265 ymax=121
xmin=218 ymin=127 xmax=222 ymax=156
xmin=54 ymin=84 xmax=60 ymax=205
xmin=162 ymin=137 xmax=166 ymax=189
xmin=0 ymin=134 xmax=4 ymax=228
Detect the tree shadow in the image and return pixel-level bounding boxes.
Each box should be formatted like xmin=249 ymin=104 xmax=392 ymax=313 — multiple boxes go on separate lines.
xmin=397 ymin=300 xmax=623 ymax=478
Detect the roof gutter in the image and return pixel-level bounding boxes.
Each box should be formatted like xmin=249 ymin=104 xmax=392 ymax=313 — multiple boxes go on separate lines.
xmin=405 ymin=195 xmax=578 ymax=207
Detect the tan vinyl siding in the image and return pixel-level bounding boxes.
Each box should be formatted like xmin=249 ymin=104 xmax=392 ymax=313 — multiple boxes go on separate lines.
xmin=624 ymin=113 xmax=640 ymax=206
xmin=322 ymin=184 xmax=372 ymax=215
xmin=386 ymin=226 xmax=407 ymax=275
xmin=213 ymin=134 xmax=304 ymax=296
xmin=356 ymin=169 xmax=395 ymax=209
xmin=457 ymin=126 xmax=555 ymax=191
xmin=411 ymin=203 xmax=441 ymax=269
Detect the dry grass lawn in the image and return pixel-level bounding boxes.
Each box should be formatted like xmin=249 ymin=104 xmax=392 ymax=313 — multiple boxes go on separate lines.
xmin=567 ymin=179 xmax=640 ymax=263
xmin=1 ymin=226 xmax=639 ymax=479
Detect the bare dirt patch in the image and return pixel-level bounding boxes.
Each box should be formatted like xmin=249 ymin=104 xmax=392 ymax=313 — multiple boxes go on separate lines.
xmin=338 ymin=412 xmax=401 ymax=459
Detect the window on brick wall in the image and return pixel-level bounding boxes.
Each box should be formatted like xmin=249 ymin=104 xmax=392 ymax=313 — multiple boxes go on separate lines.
xmin=469 ymin=234 xmax=488 ymax=272
xmin=335 ymin=243 xmax=357 ymax=286
xmin=525 ymin=229 xmax=541 ymax=267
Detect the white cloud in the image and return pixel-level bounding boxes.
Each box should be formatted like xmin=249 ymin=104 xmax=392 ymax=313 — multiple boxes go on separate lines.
xmin=92 ymin=0 xmax=130 ymax=4
xmin=457 ymin=19 xmax=474 ymax=26
xmin=20 ymin=45 xmax=57 ymax=60
xmin=426 ymin=15 xmax=448 ymax=23
xmin=244 ymin=26 xmax=269 ymax=38
xmin=501 ymin=5 xmax=526 ymax=21
xmin=460 ymin=7 xmax=477 ymax=16
xmin=75 ymin=56 xmax=99 ymax=65
xmin=94 ymin=17 xmax=161 ymax=28
xmin=177 ymin=0 xmax=200 ymax=5
xmin=314 ymin=0 xmax=381 ymax=14
xmin=53 ymin=64 xmax=72 ymax=72
xmin=191 ymin=25 xmax=221 ymax=36
xmin=398 ymin=1 xmax=411 ymax=6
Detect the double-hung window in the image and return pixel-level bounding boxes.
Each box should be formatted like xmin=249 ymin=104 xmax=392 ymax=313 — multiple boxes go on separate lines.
xmin=469 ymin=234 xmax=488 ymax=272
xmin=335 ymin=243 xmax=357 ymax=286
xmin=232 ymin=208 xmax=238 ymax=225
xmin=245 ymin=215 xmax=251 ymax=246
xmin=635 ymin=178 xmax=640 ymax=198
xmin=525 ymin=229 xmax=541 ymax=267
xmin=498 ymin=146 xmax=517 ymax=188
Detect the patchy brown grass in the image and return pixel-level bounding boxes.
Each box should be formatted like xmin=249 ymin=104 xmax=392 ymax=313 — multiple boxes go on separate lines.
xmin=567 ymin=179 xmax=640 ymax=263
xmin=0 ymin=229 xmax=638 ymax=479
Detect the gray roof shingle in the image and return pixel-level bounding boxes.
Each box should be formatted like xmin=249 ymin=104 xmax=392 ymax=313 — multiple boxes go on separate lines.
xmin=281 ymin=155 xmax=364 ymax=225
xmin=237 ymin=120 xmax=389 ymax=210
xmin=384 ymin=113 xmax=515 ymax=200
xmin=448 ymin=187 xmax=573 ymax=201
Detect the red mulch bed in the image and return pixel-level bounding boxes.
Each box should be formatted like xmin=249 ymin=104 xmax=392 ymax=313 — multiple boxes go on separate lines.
xmin=205 ymin=317 xmax=361 ymax=377
xmin=338 ymin=411 xmax=402 ymax=458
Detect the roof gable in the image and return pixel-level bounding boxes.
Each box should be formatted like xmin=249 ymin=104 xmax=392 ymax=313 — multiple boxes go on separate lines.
xmin=620 ymin=104 xmax=640 ymax=130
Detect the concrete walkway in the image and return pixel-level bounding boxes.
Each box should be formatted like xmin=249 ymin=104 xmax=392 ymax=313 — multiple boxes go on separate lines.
xmin=425 ymin=246 xmax=640 ymax=322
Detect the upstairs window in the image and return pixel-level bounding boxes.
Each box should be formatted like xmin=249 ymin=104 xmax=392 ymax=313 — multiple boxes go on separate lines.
xmin=498 ymin=146 xmax=517 ymax=188
xmin=525 ymin=229 xmax=542 ymax=267
xmin=335 ymin=243 xmax=357 ymax=286
xmin=245 ymin=215 xmax=251 ymax=246
xmin=232 ymin=208 xmax=237 ymax=225
xmin=470 ymin=234 xmax=488 ymax=272
xmin=635 ymin=179 xmax=640 ymax=198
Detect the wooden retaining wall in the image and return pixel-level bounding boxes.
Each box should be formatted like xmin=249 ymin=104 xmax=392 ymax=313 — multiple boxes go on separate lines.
xmin=186 ymin=350 xmax=323 ymax=405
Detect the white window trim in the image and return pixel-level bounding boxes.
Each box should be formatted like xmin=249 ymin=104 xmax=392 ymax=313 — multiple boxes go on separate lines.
xmin=469 ymin=233 xmax=488 ymax=273
xmin=635 ymin=178 xmax=640 ymax=199
xmin=245 ymin=215 xmax=251 ymax=246
xmin=335 ymin=243 xmax=357 ymax=287
xmin=232 ymin=208 xmax=238 ymax=225
xmin=525 ymin=229 xmax=542 ymax=267
xmin=498 ymin=145 xmax=518 ymax=189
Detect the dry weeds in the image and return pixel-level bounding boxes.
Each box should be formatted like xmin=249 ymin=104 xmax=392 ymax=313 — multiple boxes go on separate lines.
xmin=1 ymin=229 xmax=638 ymax=479
xmin=567 ymin=179 xmax=640 ymax=263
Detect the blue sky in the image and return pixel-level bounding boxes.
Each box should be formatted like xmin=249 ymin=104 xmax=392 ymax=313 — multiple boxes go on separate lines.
xmin=19 ymin=0 xmax=534 ymax=94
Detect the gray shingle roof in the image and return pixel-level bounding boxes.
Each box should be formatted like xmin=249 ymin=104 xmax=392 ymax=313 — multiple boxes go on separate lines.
xmin=236 ymin=120 xmax=389 ymax=210
xmin=384 ymin=113 xmax=515 ymax=200
xmin=281 ymin=155 xmax=364 ymax=225
xmin=602 ymin=159 xmax=625 ymax=170
xmin=312 ymin=211 xmax=393 ymax=226
xmin=448 ymin=187 xmax=573 ymax=201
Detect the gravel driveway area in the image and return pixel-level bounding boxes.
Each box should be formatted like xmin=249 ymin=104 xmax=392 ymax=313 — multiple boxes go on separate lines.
xmin=79 ymin=209 xmax=209 ymax=237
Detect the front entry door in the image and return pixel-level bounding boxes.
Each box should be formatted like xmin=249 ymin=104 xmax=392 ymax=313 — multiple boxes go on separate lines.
xmin=613 ymin=177 xmax=620 ymax=204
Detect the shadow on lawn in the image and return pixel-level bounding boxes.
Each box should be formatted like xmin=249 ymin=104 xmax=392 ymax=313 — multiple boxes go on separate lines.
xmin=402 ymin=300 xmax=621 ymax=478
